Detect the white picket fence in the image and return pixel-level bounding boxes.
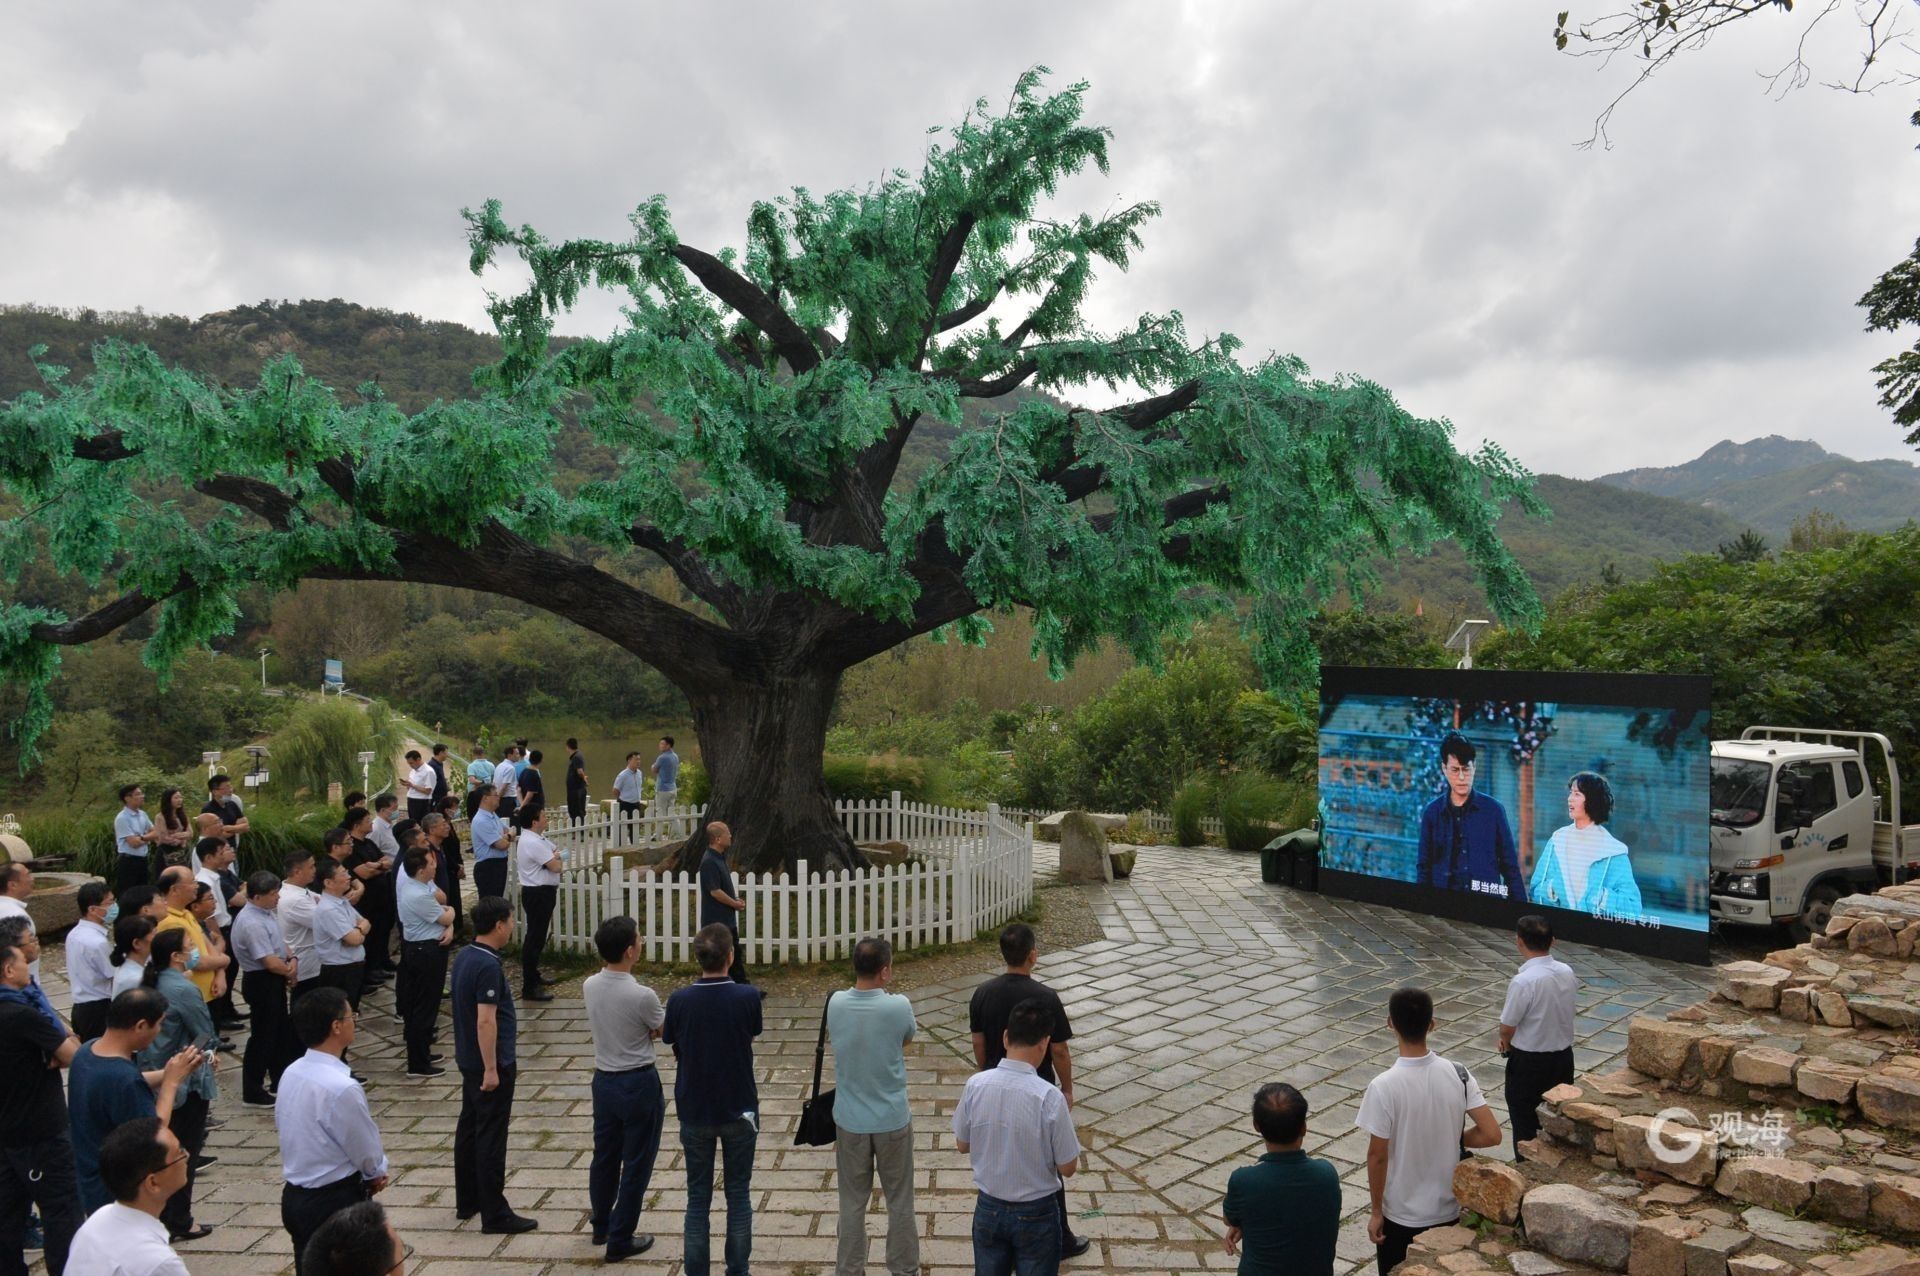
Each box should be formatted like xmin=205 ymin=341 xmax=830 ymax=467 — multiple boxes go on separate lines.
xmin=997 ymin=805 xmax=1225 ymax=840
xmin=518 ymin=796 xmax=1034 ymax=965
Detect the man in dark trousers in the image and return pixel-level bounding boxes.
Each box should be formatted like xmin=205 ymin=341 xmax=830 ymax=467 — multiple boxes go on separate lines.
xmin=698 ymin=822 xmax=751 ymax=984
xmin=428 ymin=744 xmax=451 ymax=809
xmin=0 ymin=938 xmax=81 ymax=1276
xmin=449 ymin=896 xmax=536 ymax=1235
xmin=231 ymin=871 xmax=297 ymax=1106
xmin=565 ymin=738 xmax=590 ymax=824
xmin=662 ymin=924 xmax=763 ymax=1276
xmin=274 ymin=987 xmax=389 ymax=1276
xmin=1497 ymin=914 xmax=1579 ymax=1154
xmin=967 ymin=922 xmax=1089 ymax=1262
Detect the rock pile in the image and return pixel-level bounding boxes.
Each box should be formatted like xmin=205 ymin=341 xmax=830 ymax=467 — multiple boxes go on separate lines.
xmin=1398 ymin=883 xmax=1920 ymax=1275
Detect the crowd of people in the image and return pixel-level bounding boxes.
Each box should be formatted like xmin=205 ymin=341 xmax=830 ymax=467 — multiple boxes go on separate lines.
xmin=0 ymin=753 xmax=1581 ymax=1276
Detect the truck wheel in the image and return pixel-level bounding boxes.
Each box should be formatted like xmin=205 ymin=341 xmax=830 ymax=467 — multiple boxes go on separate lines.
xmin=1791 ymin=884 xmax=1848 ymax=944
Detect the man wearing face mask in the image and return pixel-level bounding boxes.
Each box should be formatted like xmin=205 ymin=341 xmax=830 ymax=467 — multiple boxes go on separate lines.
xmin=68 ymin=880 xmax=120 ymax=1042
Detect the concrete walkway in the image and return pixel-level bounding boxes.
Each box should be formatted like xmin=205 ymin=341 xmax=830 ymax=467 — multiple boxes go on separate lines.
xmin=40 ymin=844 xmax=1718 ymax=1274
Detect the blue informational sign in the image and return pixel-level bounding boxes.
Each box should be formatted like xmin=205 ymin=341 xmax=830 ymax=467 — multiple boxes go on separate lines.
xmin=323 ymin=659 xmax=344 ymax=688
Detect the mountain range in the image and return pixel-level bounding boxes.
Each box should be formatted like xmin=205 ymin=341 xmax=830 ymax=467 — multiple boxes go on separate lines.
xmin=2 ymin=301 xmax=1912 ymax=621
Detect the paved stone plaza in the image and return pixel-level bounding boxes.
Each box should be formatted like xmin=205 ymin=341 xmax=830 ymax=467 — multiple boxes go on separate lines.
xmin=42 ymin=845 xmax=1719 ymax=1274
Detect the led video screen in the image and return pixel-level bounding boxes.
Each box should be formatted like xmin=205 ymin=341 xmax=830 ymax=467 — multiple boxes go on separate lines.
xmin=1317 ymin=666 xmax=1711 ymax=963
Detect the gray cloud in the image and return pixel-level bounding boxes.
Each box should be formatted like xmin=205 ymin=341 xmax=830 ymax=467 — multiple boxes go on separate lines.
xmin=1 ymin=0 xmax=1913 ymax=478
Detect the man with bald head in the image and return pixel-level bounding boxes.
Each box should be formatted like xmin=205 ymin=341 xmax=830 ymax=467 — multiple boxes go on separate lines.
xmin=697 ymin=823 xmax=750 ymax=984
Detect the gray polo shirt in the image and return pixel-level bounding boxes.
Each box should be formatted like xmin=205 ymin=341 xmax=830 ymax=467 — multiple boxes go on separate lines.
xmin=583 ymin=969 xmax=666 ymax=1071
xmin=312 ymin=892 xmax=364 ymax=967
xmin=230 ymin=904 xmax=287 ymax=974
xmin=396 ymin=872 xmax=445 ymax=942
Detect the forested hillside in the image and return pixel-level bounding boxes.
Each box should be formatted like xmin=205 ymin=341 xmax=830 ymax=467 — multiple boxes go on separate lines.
xmin=1598 ymin=435 xmax=1920 ymax=539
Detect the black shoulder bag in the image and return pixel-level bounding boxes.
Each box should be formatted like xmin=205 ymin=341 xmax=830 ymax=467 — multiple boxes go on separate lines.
xmin=794 ymin=994 xmax=837 ymax=1146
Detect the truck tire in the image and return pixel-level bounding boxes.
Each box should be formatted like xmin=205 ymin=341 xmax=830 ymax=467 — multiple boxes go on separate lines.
xmin=1791 ymin=883 xmax=1848 ymax=944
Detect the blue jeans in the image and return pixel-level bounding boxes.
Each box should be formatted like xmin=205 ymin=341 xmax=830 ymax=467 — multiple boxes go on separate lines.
xmin=590 ymin=1067 xmax=664 ymax=1247
xmin=972 ymin=1191 xmax=1060 ymax=1276
xmin=681 ymin=1116 xmax=756 ymax=1276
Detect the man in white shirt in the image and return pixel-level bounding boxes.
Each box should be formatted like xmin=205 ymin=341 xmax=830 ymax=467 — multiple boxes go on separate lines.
xmin=1357 ymin=988 xmax=1502 ymax=1276
xmin=66 ymin=1116 xmax=192 ymax=1276
xmin=492 ymin=746 xmax=523 ymax=821
xmin=276 ymin=986 xmax=390 ymax=1276
xmin=610 ymin=752 xmax=647 ymax=821
xmin=952 ymin=999 xmax=1081 ymax=1276
xmin=67 ymin=879 xmax=118 ymax=1040
xmin=1498 ymin=915 xmax=1579 ymax=1155
xmin=0 ymin=863 xmax=38 ymax=982
xmin=195 ymin=842 xmax=235 ymax=930
xmin=514 ymin=803 xmax=564 ymax=1002
xmin=403 ymin=749 xmax=437 ymax=822
xmin=278 ymin=851 xmax=323 ymax=1003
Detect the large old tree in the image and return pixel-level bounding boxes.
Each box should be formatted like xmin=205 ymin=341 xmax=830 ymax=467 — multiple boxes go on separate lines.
xmin=0 ymin=73 xmax=1543 ymax=873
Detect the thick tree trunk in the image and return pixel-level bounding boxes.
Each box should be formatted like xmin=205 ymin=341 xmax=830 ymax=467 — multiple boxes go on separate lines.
xmin=676 ymin=668 xmax=870 ymax=877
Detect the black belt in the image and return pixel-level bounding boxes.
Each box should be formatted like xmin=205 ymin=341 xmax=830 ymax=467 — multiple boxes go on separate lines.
xmin=1507 ymin=1044 xmax=1574 ymax=1057
xmin=594 ymin=1064 xmax=657 ymax=1076
xmin=285 ymin=1169 xmax=365 ymax=1195
xmin=401 ymin=937 xmax=444 ymax=947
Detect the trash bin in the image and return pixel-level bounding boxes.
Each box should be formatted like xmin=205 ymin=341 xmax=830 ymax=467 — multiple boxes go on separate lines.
xmin=1261 ymin=829 xmax=1320 ymax=890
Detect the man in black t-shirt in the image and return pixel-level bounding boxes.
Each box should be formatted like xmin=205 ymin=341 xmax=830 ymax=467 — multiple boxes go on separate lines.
xmin=203 ymin=774 xmax=250 ymax=853
xmin=0 ymin=939 xmax=81 ymax=1274
xmin=564 ymin=738 xmax=589 ymax=823
xmin=967 ymin=922 xmax=1089 ymax=1262
xmin=698 ymin=823 xmax=750 ymax=984
xmin=429 ymin=744 xmax=451 ymax=807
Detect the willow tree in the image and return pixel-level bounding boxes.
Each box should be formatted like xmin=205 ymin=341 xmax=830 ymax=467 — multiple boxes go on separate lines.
xmin=0 ymin=72 xmax=1543 ymax=874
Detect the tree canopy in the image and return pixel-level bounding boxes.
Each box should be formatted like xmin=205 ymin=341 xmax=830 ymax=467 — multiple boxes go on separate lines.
xmin=1 ymin=71 xmax=1544 ymax=869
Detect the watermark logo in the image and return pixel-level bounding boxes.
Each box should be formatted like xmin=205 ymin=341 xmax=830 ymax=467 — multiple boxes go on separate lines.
xmin=1645 ymin=1106 xmax=1789 ymax=1163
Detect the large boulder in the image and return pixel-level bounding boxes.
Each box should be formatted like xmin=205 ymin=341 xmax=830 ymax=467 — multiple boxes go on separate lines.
xmin=1454 ymin=1157 xmax=1527 ymax=1225
xmin=1522 ymin=1183 xmax=1637 ymax=1272
xmin=1797 ymin=1060 xmax=1864 ymax=1105
xmin=1055 ymin=812 xmax=1115 ymax=884
xmin=1716 ymin=961 xmax=1793 ymax=1010
xmin=1628 ymin=1215 xmax=1701 ymax=1276
xmin=1628 ymin=1018 xmax=1717 ymax=1082
xmin=1860 ymin=1073 xmax=1920 ymax=1132
xmin=1108 ymin=846 xmax=1137 ymax=879
xmin=1714 ymin=1157 xmax=1818 ymax=1214
xmin=1813 ymin=1166 xmax=1874 ymax=1223
xmin=1034 ymin=810 xmax=1126 ymax=843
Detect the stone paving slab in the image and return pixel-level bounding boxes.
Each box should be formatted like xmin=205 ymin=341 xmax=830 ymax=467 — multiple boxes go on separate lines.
xmin=31 ymin=843 xmax=1716 ymax=1274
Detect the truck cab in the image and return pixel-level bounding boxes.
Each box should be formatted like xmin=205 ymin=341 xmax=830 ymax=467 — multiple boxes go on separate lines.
xmin=1710 ymin=727 xmax=1920 ymax=940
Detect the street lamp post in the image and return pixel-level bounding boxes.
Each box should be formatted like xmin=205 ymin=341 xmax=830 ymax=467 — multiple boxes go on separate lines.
xmin=259 ymin=649 xmax=270 ymax=692
xmin=356 ymin=750 xmax=376 ymax=796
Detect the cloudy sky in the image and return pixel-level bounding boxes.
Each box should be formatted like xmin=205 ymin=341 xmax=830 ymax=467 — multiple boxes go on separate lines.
xmin=3 ymin=1 xmax=1915 ymax=478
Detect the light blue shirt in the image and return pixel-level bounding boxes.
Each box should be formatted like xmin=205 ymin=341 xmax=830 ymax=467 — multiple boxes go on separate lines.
xmin=471 ymin=808 xmax=509 ymax=861
xmin=1500 ymin=953 xmax=1579 ymax=1052
xmin=466 ymin=758 xmax=494 ymax=786
xmin=114 ymin=808 xmax=152 ymax=858
xmin=312 ymin=892 xmax=364 ymax=967
xmin=397 ymin=871 xmax=445 ymax=942
xmin=231 ymin=904 xmax=288 ymax=974
xmin=653 ymin=750 xmax=680 ymax=791
xmin=952 ymin=1058 xmax=1081 ymax=1203
xmin=275 ymin=1050 xmax=388 ymax=1187
xmin=612 ymin=767 xmax=646 ymax=804
xmin=827 ymin=987 xmax=917 ymax=1134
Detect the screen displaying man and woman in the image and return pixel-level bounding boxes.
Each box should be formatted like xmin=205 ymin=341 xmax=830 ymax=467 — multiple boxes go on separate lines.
xmin=1316 ymin=667 xmax=1711 ymax=961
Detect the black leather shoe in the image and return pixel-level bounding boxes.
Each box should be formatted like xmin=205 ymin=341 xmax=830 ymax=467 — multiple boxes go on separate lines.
xmin=481 ymin=1214 xmax=538 ymax=1235
xmin=171 ymin=1224 xmax=215 ymax=1243
xmin=1062 ymin=1234 xmax=1092 ymax=1260
xmin=605 ymin=1235 xmax=655 ymax=1262
xmin=591 ymin=1226 xmax=607 ymax=1246
xmin=525 ymin=986 xmax=554 ymax=1002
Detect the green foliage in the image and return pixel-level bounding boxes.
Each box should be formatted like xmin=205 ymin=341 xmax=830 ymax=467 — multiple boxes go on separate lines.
xmin=0 ymin=74 xmax=1543 ymax=818
xmin=271 ymin=698 xmax=394 ymax=798
xmin=1232 ymin=692 xmax=1318 ymax=785
xmin=1218 ymin=771 xmax=1289 ymax=851
xmin=677 ymin=758 xmax=709 ymax=806
xmin=32 ymin=710 xmax=153 ymax=804
xmin=1170 ymin=775 xmax=1214 ymax=846
xmin=23 ymin=801 xmax=335 ymax=879
xmin=1034 ymin=643 xmax=1248 ymax=811
xmin=1718 ymin=529 xmax=1771 ymax=564
xmin=1787 ymin=508 xmax=1855 ymax=554
xmin=823 ymin=753 xmax=930 ymax=803
xmin=1308 ymin=609 xmax=1449 ymax=670
xmin=1862 ymin=235 xmax=1920 ymax=442
xmin=1480 ymin=525 xmax=1920 ymax=778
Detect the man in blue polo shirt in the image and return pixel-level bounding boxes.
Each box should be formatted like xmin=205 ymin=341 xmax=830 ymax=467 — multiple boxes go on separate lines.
xmin=1414 ymin=733 xmax=1526 ymax=901
xmin=663 ymin=924 xmax=762 ymax=1276
xmin=1222 ymin=1083 xmax=1341 ymax=1275
xmin=468 ymin=787 xmax=514 ymax=902
xmin=113 ymin=783 xmax=158 ymax=895
xmin=449 ymin=897 xmax=534 ymax=1235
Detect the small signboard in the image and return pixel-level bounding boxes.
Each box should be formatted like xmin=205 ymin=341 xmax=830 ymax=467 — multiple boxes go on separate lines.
xmin=323 ymin=659 xmax=344 ymax=693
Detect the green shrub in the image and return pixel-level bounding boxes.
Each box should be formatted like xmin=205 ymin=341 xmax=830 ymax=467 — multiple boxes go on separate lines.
xmin=822 ymin=753 xmax=929 ymax=802
xmin=22 ymin=803 xmax=336 ymax=879
xmin=271 ymin=699 xmax=395 ymax=798
xmin=1218 ymin=771 xmax=1288 ymax=852
xmin=679 ymin=759 xmax=710 ymax=805
xmin=1170 ymin=776 xmax=1214 ymax=846
xmin=1233 ymin=691 xmax=1319 ymax=785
